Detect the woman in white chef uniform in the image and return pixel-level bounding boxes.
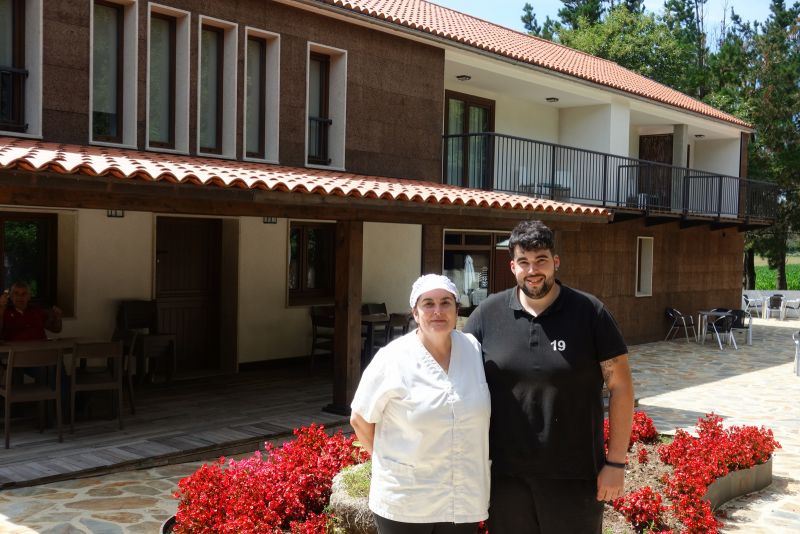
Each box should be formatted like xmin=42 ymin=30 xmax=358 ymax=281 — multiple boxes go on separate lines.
xmin=350 ymin=274 xmax=490 ymax=534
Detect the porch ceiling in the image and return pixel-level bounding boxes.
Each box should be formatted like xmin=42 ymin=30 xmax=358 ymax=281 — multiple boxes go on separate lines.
xmin=0 ymin=137 xmax=609 ymax=223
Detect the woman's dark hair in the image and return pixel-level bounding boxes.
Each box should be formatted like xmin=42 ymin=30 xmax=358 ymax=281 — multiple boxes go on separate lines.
xmin=508 ymin=220 xmax=555 ymax=256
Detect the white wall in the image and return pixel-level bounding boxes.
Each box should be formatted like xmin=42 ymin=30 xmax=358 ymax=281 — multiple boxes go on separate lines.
xmin=559 ymin=105 xmax=610 ymax=152
xmin=362 ymin=222 xmax=422 ymax=314
xmin=237 ymin=217 xmax=309 ymax=363
xmin=693 ymin=138 xmax=741 ymax=177
xmin=60 ymin=209 xmax=153 ymax=338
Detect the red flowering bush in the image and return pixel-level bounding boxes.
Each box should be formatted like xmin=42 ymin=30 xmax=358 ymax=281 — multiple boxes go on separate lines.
xmin=604 ymin=411 xmax=660 ymax=453
xmin=173 ymin=424 xmax=369 ymax=534
xmin=612 ymin=486 xmax=669 ymax=533
xmin=655 ymin=413 xmax=780 ymax=533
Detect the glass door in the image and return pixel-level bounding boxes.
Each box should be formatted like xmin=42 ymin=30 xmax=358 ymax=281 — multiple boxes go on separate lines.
xmin=444 ymin=91 xmax=495 ymax=189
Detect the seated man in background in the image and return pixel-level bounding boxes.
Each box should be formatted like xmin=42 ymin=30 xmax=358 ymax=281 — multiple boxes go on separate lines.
xmin=1 ymin=281 xmax=63 ymax=341
xmin=0 ymin=282 xmax=64 ymax=391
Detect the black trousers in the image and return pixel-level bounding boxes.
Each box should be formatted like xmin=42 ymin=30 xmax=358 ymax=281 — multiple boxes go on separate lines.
xmin=373 ymin=514 xmax=479 ymax=534
xmin=487 ymin=473 xmax=603 ymax=534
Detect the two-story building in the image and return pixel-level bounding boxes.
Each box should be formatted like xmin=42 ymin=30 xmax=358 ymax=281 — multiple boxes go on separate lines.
xmin=0 ymin=0 xmax=776 ymax=406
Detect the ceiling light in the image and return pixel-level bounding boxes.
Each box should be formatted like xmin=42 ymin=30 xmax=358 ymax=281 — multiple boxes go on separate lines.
xmin=546 ymin=97 xmax=559 ymax=103
xmin=456 ymin=74 xmax=471 ymax=82
xmin=694 ymin=134 xmax=705 ymax=139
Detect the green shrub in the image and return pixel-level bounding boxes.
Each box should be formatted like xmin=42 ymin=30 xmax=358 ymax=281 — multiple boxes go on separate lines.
xmin=755 ymin=264 xmax=800 ymax=290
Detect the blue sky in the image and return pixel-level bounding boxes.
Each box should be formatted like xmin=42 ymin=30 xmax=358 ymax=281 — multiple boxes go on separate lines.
xmin=432 ymin=1 xmax=776 ymax=36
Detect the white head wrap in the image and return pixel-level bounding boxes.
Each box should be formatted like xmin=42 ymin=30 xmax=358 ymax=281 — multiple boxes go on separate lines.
xmin=409 ymin=274 xmax=459 ymax=309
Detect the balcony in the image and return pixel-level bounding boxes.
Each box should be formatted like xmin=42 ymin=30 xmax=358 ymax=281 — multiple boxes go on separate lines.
xmin=0 ymin=65 xmax=27 ymax=132
xmin=443 ymin=133 xmax=778 ymax=224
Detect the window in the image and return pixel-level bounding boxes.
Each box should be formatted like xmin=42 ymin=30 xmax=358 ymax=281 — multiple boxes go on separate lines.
xmin=199 ymin=25 xmax=222 ymax=153
xmin=244 ymin=28 xmax=279 ymax=162
xmin=147 ymin=3 xmax=189 ymax=153
xmin=0 ymin=0 xmax=26 ymax=132
xmin=197 ymin=16 xmax=237 ymax=157
xmin=443 ymin=231 xmax=512 ymax=312
xmin=306 ymin=43 xmax=346 ymax=168
xmin=92 ymin=1 xmax=123 ymax=142
xmin=246 ymin=37 xmax=265 ymax=158
xmin=149 ymin=13 xmax=175 ymax=148
xmin=0 ymin=212 xmax=57 ymax=307
xmin=288 ymin=222 xmax=335 ymax=305
xmin=91 ymin=0 xmax=136 ymax=146
xmin=307 ymin=53 xmax=330 ymax=165
xmin=636 ymin=236 xmax=654 ymax=297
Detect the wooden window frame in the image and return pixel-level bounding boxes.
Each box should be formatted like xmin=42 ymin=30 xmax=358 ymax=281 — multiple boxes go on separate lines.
xmin=199 ymin=24 xmax=223 ymax=154
xmin=149 ymin=12 xmax=176 ymax=149
xmin=245 ymin=35 xmax=267 ymax=159
xmin=307 ymin=52 xmax=331 ymax=165
xmin=287 ymin=221 xmax=335 ymax=306
xmin=444 ymin=90 xmax=496 ymax=188
xmin=92 ymin=0 xmax=124 ymax=144
xmin=0 ymin=0 xmax=26 ymax=132
xmin=0 ymin=212 xmax=58 ymax=307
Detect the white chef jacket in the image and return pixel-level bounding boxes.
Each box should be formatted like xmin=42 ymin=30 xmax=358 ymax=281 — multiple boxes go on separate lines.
xmin=351 ymin=330 xmax=490 ymax=524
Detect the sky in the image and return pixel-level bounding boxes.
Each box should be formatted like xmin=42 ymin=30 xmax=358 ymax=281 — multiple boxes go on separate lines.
xmin=432 ymin=1 xmax=776 ymax=36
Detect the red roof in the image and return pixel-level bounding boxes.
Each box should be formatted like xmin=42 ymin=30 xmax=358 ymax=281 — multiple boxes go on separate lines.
xmin=0 ymin=137 xmax=607 ymax=218
xmin=315 ymin=0 xmax=750 ymax=128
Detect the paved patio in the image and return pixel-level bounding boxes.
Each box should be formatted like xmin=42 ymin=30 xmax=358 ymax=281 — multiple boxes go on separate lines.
xmin=1 ymin=318 xmax=799 ymax=533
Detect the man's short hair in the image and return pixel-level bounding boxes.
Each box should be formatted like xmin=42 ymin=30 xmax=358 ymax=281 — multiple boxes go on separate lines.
xmin=10 ymin=281 xmax=30 ymax=293
xmin=508 ymin=220 xmax=555 ymax=256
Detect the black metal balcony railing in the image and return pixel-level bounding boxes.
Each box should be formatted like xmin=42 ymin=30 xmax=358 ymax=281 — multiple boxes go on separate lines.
xmin=443 ymin=132 xmax=779 ymax=220
xmin=308 ymin=116 xmax=332 ymax=165
xmin=0 ymin=65 xmax=28 ymax=132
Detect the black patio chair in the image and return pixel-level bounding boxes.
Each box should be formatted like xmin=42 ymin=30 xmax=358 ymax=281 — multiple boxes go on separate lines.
xmin=309 ymin=305 xmax=335 ymax=368
xmin=764 ymin=295 xmax=783 ymax=319
xmin=729 ymin=309 xmax=752 ymax=346
xmin=706 ymin=308 xmax=736 ymax=350
xmin=665 ymin=308 xmax=697 ymax=343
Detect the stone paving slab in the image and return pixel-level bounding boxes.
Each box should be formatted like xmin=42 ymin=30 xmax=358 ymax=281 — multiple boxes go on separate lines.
xmin=0 ymin=319 xmax=798 ymax=532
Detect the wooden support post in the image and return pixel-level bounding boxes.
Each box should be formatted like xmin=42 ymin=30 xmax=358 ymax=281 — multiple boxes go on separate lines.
xmin=421 ymin=224 xmax=444 ymax=274
xmin=326 ymin=220 xmax=363 ymax=414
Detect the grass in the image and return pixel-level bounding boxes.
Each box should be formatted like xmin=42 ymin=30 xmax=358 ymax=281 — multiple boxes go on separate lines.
xmin=340 ymin=460 xmax=371 ymax=499
xmin=755 ymin=264 xmax=800 ymax=290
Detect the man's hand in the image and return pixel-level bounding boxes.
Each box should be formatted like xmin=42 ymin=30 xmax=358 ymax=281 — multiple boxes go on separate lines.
xmin=596 ymin=464 xmax=625 ymax=501
xmin=51 ymin=305 xmax=62 ymax=319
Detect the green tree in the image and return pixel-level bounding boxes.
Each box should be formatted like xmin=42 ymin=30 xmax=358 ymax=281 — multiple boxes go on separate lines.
xmin=557 ymin=6 xmax=690 ymax=90
xmin=661 ymin=0 xmax=709 ymax=97
xmin=557 ymin=0 xmax=605 ymax=28
xmin=521 ymin=2 xmax=559 ymax=39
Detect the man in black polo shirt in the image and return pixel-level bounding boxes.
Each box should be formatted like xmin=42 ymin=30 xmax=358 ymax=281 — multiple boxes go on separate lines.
xmin=464 ymin=220 xmax=634 ymax=534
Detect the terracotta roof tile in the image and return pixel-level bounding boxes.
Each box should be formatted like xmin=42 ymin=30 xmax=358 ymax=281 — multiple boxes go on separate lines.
xmin=0 ymin=137 xmax=607 ymax=218
xmin=317 ymin=0 xmax=750 ymax=128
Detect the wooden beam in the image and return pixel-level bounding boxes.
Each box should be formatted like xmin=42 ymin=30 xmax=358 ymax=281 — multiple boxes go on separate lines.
xmin=421 ymin=225 xmax=443 ymax=274
xmin=327 ymin=220 xmax=363 ymax=415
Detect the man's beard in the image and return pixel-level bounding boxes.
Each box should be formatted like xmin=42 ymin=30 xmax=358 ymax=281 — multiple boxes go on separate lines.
xmin=519 ymin=275 xmax=555 ymax=299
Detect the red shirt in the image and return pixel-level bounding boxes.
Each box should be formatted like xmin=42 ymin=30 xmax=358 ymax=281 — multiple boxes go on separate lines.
xmin=3 ymin=306 xmax=49 ymax=341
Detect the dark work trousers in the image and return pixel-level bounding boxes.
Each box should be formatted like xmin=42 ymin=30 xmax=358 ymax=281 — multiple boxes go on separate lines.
xmin=487 ymin=473 xmax=603 ymax=534
xmin=373 ymin=514 xmax=479 ymax=534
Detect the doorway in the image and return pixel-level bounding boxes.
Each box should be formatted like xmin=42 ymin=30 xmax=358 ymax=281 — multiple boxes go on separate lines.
xmin=444 ymin=91 xmax=495 ymax=189
xmin=638 ymin=134 xmax=673 ymax=206
xmin=155 ymin=217 xmax=222 ymax=375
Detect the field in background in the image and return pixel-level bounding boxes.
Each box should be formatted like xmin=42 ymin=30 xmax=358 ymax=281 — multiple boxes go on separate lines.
xmin=755 ymin=263 xmax=800 ymax=290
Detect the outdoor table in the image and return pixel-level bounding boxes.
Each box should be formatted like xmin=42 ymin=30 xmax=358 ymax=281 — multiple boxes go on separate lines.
xmin=361 ymin=313 xmax=390 ymax=370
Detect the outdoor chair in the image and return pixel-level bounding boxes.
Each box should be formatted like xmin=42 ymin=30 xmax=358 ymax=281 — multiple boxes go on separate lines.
xmin=387 ymin=313 xmax=414 ymax=341
xmin=729 ymin=309 xmax=752 ymax=346
xmin=70 ymin=340 xmax=125 ymax=433
xmin=114 ymin=300 xmax=176 ymax=385
xmin=742 ymin=293 xmax=764 ymax=317
xmin=1 ymin=347 xmax=64 ymax=449
xmin=781 ymin=298 xmax=800 ymax=320
xmin=706 ymin=308 xmax=737 ymax=350
xmin=764 ymin=295 xmax=783 ymax=319
xmin=309 ymin=305 xmax=335 ymax=368
xmin=665 ymin=308 xmax=697 ymax=343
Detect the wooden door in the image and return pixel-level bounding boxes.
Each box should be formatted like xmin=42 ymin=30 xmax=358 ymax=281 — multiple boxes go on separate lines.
xmin=639 ymin=134 xmax=673 ymax=206
xmin=156 ymin=217 xmax=221 ymax=374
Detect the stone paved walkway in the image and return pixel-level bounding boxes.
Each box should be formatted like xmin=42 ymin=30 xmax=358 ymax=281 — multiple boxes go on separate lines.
xmin=1 ymin=319 xmax=798 ymax=533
